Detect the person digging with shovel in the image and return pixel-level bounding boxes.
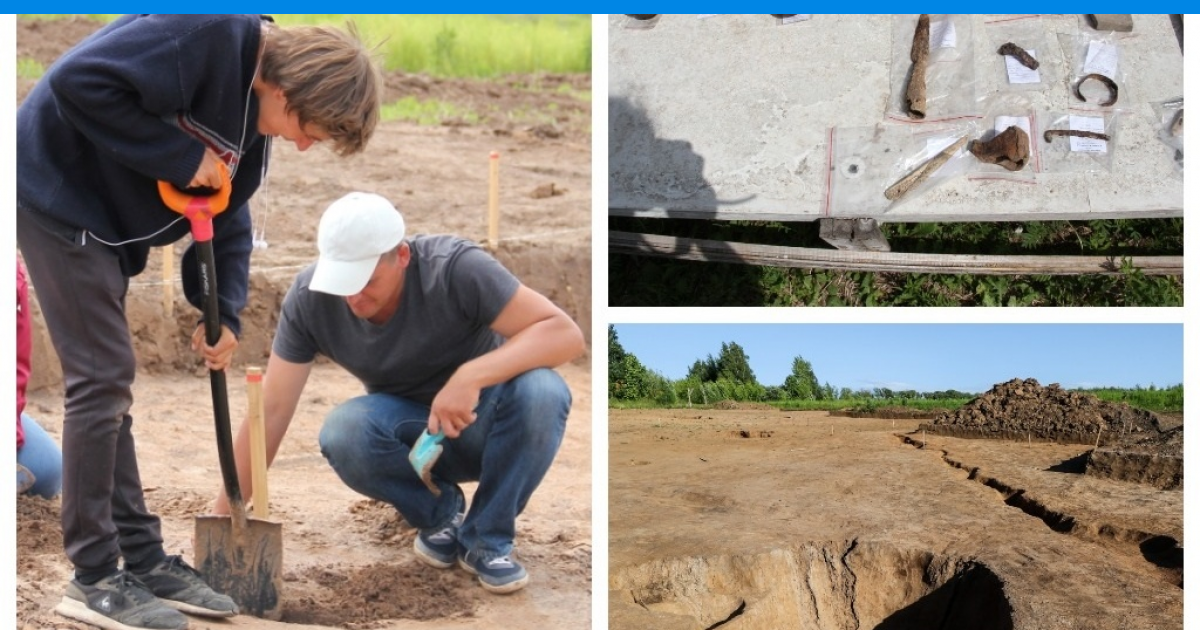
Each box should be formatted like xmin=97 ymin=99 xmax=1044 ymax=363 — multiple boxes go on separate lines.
xmin=211 ymin=192 xmax=585 ymax=594
xmin=17 ymin=14 xmax=380 ymax=630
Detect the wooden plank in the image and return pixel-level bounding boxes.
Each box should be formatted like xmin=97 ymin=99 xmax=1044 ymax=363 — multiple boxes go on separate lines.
xmin=610 ymin=231 xmax=1182 ymax=276
xmin=246 ymin=367 xmax=269 ymax=520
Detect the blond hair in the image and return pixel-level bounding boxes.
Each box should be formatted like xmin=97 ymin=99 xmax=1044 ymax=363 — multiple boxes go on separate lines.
xmin=260 ymin=22 xmax=382 ymax=156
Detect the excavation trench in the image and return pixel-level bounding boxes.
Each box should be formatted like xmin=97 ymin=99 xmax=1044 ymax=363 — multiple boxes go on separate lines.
xmin=898 ymin=434 xmax=1183 ymax=588
xmin=613 ymin=541 xmax=1012 ymax=630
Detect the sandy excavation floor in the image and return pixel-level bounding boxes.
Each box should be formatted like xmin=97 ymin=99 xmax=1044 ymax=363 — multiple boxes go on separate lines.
xmin=608 ymin=409 xmax=1182 ymax=630
xmin=16 ymin=16 xmax=593 ymax=630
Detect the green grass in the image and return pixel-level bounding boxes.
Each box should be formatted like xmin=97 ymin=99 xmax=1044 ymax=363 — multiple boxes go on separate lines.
xmin=612 ymin=387 xmax=1182 ymax=415
xmin=610 ymin=217 xmax=1184 ymax=306
xmin=1084 ymin=385 xmax=1183 ymax=413
xmin=17 ymin=57 xmax=44 ymax=79
xmin=19 ymin=14 xmax=592 ymax=78
xmin=273 ymin=14 xmax=591 ymax=77
xmin=380 ymin=96 xmax=481 ymax=125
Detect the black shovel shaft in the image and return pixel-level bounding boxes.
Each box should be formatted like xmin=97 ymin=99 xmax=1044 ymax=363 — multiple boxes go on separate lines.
xmin=196 ymin=237 xmax=243 ymax=506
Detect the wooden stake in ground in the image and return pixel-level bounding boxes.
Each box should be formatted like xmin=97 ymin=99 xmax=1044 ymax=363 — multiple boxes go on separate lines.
xmin=885 ymin=135 xmax=969 ymax=202
xmin=487 ymin=150 xmax=500 ymax=250
xmin=246 ymin=367 xmax=269 ymax=520
xmin=905 ymin=14 xmax=930 ymax=119
xmin=161 ymin=245 xmax=173 ymax=317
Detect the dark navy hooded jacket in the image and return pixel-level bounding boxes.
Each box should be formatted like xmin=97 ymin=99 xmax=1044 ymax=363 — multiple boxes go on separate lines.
xmin=17 ymin=14 xmax=273 ymax=335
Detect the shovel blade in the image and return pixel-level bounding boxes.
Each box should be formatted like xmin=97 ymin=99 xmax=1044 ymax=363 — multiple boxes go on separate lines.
xmin=194 ymin=515 xmax=284 ymax=620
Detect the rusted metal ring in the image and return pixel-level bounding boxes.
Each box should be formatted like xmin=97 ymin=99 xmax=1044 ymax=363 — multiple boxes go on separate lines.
xmin=1075 ymin=73 xmax=1119 ymax=107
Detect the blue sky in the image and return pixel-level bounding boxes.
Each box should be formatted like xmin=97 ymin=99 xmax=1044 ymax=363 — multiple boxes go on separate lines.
xmin=610 ymin=324 xmax=1182 ymax=393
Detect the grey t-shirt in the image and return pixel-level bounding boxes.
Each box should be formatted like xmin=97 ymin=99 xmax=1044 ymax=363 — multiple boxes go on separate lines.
xmin=273 ymin=234 xmax=521 ymax=405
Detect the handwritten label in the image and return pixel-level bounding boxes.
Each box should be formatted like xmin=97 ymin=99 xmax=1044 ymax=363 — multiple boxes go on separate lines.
xmin=1069 ymin=115 xmax=1107 ymax=153
xmin=1004 ymin=49 xmax=1041 ymax=84
xmin=930 ymin=19 xmax=957 ymax=49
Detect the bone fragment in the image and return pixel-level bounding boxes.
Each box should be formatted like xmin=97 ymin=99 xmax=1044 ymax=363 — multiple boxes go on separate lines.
xmin=884 ymin=135 xmax=969 ymax=202
xmin=969 ymin=126 xmax=1031 ymax=172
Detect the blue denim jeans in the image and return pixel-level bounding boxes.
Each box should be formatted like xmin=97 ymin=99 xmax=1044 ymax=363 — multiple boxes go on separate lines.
xmin=318 ymin=368 xmax=571 ymax=560
xmin=18 ymin=413 xmax=64 ymax=499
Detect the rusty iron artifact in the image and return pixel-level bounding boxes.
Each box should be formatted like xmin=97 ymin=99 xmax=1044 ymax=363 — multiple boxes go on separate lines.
xmin=904 ymin=14 xmax=930 ymax=120
xmin=884 ymin=135 xmax=969 ymax=202
xmin=1043 ymin=129 xmax=1111 ymax=144
xmin=969 ymin=126 xmax=1031 ymax=171
xmin=998 ymin=42 xmax=1039 ymax=71
xmin=1074 ymin=73 xmax=1119 ymax=107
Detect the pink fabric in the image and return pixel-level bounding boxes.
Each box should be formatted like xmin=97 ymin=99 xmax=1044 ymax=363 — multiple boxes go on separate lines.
xmin=17 ymin=258 xmax=31 ymax=449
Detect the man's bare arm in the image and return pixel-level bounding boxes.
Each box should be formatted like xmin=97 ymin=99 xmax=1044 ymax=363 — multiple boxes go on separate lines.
xmin=429 ymin=285 xmax=584 ymax=437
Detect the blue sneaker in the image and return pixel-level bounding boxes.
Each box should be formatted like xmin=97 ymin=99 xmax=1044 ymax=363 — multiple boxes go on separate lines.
xmin=414 ymin=490 xmax=465 ymax=569
xmin=458 ymin=550 xmax=529 ymax=594
xmin=414 ymin=513 xmax=463 ymax=568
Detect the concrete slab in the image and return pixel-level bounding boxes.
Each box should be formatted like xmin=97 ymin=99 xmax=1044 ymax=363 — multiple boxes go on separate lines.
xmin=609 ymin=14 xmax=1183 ymax=223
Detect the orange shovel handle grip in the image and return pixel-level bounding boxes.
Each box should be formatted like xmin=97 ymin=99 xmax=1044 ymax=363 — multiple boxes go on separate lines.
xmin=158 ymin=161 xmax=232 ymax=242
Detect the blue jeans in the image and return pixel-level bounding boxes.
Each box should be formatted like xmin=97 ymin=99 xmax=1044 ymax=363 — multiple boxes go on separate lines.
xmin=318 ymin=368 xmax=571 ymax=560
xmin=18 ymin=413 xmax=64 ymax=499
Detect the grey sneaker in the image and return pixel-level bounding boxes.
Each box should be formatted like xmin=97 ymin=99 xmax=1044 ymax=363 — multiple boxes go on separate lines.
xmin=54 ymin=571 xmax=188 ymax=630
xmin=130 ymin=555 xmax=238 ymax=618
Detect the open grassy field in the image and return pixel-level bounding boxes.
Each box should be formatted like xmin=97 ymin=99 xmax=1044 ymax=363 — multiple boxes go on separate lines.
xmin=18 ymin=14 xmax=592 ymax=77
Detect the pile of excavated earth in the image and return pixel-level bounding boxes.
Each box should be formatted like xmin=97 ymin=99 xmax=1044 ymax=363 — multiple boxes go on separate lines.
xmin=919 ymin=378 xmax=1181 ymax=489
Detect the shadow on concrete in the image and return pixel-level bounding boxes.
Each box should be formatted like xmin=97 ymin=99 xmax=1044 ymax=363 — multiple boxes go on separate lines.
xmin=608 ymin=95 xmax=766 ymax=306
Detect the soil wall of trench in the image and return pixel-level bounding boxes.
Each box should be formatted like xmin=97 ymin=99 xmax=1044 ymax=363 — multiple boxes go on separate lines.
xmin=611 ymin=541 xmax=1012 ymax=630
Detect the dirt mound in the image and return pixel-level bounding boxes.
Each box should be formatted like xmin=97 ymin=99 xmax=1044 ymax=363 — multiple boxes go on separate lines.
xmin=920 ymin=378 xmax=1164 ymax=446
xmin=1087 ymin=426 xmax=1183 ymax=490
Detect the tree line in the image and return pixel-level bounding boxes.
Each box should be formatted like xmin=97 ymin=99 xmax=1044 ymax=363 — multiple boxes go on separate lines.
xmin=608 ymin=326 xmax=978 ymax=405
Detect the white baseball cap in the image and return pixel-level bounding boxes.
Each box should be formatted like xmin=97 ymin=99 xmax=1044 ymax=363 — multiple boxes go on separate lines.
xmin=309 ymin=192 xmax=406 ymax=296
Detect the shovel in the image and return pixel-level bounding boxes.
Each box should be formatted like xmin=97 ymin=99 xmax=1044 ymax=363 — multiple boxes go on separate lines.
xmin=159 ymin=166 xmax=283 ymax=619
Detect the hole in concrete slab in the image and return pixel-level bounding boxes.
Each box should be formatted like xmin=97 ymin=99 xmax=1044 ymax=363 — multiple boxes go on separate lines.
xmin=615 ymin=541 xmax=1013 ymax=630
